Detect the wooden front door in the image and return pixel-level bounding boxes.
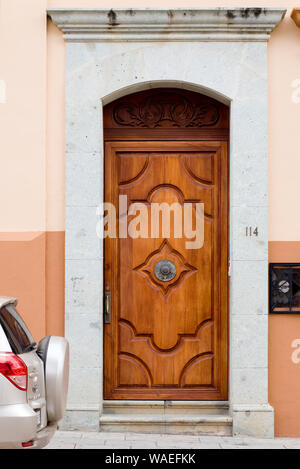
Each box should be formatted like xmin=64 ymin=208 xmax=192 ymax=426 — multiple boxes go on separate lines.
xmin=104 ymin=89 xmax=229 ymax=400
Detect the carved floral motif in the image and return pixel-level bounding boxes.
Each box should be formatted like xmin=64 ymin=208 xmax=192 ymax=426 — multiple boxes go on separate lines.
xmin=113 ymin=93 xmax=220 ymax=128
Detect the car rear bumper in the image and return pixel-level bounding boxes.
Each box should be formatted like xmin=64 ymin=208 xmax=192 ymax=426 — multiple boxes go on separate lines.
xmin=0 ymin=403 xmax=57 ymax=449
xmin=31 ymin=421 xmax=57 ymax=449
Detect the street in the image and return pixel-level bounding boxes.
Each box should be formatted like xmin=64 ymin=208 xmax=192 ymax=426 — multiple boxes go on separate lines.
xmin=45 ymin=431 xmax=300 ymax=449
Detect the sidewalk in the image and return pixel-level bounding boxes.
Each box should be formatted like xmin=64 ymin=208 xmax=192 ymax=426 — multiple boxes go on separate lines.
xmin=45 ymin=431 xmax=300 ymax=449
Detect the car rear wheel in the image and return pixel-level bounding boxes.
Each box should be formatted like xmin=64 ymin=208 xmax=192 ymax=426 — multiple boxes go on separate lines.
xmin=37 ymin=336 xmax=69 ymax=423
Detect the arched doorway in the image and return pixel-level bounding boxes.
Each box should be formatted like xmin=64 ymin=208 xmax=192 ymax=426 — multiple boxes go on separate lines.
xmin=103 ymin=88 xmax=229 ymax=400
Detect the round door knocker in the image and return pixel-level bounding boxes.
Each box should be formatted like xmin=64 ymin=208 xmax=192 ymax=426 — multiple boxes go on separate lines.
xmin=154 ymin=260 xmax=177 ymax=282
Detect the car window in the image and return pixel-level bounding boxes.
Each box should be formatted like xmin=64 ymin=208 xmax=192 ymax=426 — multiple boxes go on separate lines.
xmin=0 ymin=305 xmax=36 ymax=354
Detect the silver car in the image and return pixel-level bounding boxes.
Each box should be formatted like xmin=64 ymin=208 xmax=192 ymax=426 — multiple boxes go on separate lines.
xmin=0 ymin=297 xmax=69 ymax=449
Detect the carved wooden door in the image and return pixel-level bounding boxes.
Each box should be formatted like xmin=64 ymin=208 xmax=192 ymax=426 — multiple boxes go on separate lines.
xmin=104 ymin=89 xmax=229 ymax=400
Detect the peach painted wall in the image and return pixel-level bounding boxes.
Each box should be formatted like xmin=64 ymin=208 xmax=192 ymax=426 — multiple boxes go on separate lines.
xmin=269 ymin=315 xmax=300 ymax=437
xmin=0 ymin=1 xmax=65 ymax=341
xmin=0 ymin=0 xmax=47 ymax=232
xmin=0 ymin=233 xmax=46 ymax=341
xmin=0 ymin=232 xmax=64 ymax=342
xmin=269 ymin=243 xmax=300 ymax=436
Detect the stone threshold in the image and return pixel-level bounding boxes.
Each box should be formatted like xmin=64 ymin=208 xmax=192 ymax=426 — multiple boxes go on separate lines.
xmin=100 ymin=400 xmax=232 ymax=435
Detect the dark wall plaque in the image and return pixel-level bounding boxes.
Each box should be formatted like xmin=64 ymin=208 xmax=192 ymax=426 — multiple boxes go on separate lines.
xmin=269 ymin=263 xmax=300 ymax=314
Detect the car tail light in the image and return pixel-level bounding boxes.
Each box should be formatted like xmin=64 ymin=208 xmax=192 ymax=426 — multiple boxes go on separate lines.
xmin=22 ymin=441 xmax=33 ymax=448
xmin=0 ymin=352 xmax=27 ymax=390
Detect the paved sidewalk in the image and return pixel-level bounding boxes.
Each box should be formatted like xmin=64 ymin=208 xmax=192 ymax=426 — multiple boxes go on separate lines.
xmin=45 ymin=431 xmax=300 ymax=449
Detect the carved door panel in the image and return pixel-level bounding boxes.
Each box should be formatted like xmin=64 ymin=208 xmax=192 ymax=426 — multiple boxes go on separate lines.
xmin=104 ymin=140 xmax=228 ymax=400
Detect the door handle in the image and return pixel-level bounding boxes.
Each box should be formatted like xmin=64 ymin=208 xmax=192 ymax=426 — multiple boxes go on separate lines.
xmin=104 ymin=292 xmax=111 ymax=324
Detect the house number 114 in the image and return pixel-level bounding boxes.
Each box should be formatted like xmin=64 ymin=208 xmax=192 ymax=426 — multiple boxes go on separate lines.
xmin=245 ymin=226 xmax=258 ymax=237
